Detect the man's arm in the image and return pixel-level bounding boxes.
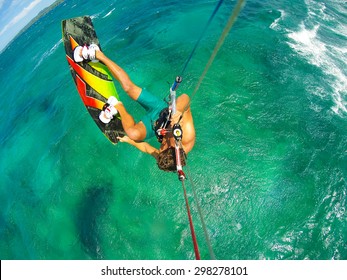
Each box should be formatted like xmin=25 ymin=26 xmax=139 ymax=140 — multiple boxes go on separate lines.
xmin=174 ymin=94 xmax=196 ymax=154
xmin=117 ymin=136 xmax=159 ymax=159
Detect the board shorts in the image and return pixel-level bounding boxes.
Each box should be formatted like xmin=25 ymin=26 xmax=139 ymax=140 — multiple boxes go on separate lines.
xmin=137 ymin=88 xmax=167 ymax=139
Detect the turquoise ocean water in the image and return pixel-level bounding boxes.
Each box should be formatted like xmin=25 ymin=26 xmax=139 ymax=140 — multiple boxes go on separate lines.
xmin=0 ymin=0 xmax=346 ymax=260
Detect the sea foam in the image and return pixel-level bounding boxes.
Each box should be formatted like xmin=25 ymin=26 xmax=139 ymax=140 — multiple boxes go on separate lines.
xmin=285 ymin=1 xmax=347 ymax=116
xmin=269 ymin=9 xmax=285 ymax=31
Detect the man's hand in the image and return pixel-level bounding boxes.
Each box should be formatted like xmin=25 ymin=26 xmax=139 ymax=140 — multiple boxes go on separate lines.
xmin=117 ymin=135 xmax=133 ymax=144
xmin=117 ymin=135 xmax=159 ymax=158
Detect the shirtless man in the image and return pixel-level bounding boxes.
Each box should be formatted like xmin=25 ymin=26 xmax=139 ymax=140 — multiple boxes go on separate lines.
xmin=75 ymin=45 xmax=195 ymax=171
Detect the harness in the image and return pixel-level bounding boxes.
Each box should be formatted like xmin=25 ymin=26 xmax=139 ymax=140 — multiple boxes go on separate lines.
xmin=153 ymin=76 xmax=186 ymax=181
xmin=153 ymin=108 xmax=171 ymax=143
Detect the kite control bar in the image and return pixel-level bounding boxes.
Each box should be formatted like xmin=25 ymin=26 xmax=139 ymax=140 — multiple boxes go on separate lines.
xmin=169 ymin=77 xmax=186 ymax=181
xmin=174 ymin=124 xmax=185 ymax=181
xmin=173 ymin=123 xmax=183 ymax=141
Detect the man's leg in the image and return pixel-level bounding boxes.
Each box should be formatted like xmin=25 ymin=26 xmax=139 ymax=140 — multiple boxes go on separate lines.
xmin=93 ymin=51 xmax=147 ymax=140
xmin=96 ymin=51 xmax=142 ymax=101
xmin=114 ymin=102 xmax=146 ymax=141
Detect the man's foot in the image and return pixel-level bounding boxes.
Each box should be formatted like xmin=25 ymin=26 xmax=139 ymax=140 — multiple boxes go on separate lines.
xmin=99 ymin=96 xmax=119 ymax=124
xmin=106 ymin=96 xmax=119 ymax=107
xmin=73 ymin=43 xmax=100 ymax=62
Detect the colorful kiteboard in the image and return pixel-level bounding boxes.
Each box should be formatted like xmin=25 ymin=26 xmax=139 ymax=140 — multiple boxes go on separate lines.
xmin=62 ymin=16 xmax=124 ymax=144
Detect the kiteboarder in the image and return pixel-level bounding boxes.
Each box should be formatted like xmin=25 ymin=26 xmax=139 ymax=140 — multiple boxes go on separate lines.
xmin=74 ymin=45 xmax=195 ymax=171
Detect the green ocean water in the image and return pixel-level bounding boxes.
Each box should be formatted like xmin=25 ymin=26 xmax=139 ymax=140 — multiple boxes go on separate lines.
xmin=0 ymin=0 xmax=346 ymax=260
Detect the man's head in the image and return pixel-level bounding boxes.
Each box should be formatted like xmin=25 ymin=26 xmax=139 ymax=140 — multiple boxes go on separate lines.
xmin=157 ymin=147 xmax=186 ymax=172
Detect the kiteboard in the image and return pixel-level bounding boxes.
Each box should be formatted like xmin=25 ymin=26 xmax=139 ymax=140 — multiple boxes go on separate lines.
xmin=61 ymin=16 xmax=125 ymax=144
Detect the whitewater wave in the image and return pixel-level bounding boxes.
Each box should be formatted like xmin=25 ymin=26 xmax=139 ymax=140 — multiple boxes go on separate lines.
xmin=103 ymin=8 xmax=116 ymax=18
xmin=284 ymin=0 xmax=347 ymax=116
xmin=91 ymin=12 xmax=103 ymax=20
xmin=34 ymin=39 xmax=62 ymax=71
xmin=269 ymin=9 xmax=286 ymax=30
xmin=287 ymin=24 xmax=326 ymax=67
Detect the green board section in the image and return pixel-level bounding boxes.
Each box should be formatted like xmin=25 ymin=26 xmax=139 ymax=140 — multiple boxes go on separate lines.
xmin=62 ymin=16 xmax=125 ymax=144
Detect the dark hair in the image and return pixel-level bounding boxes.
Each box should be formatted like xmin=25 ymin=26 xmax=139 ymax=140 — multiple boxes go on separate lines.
xmin=157 ymin=147 xmax=186 ymax=172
